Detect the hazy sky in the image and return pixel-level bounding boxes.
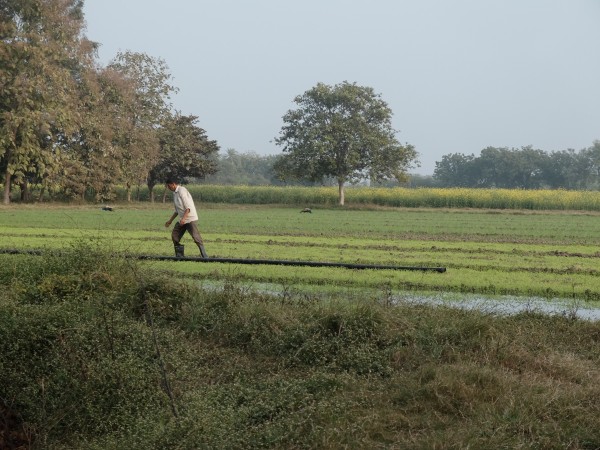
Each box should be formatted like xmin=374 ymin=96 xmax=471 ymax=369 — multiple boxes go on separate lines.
xmin=83 ymin=0 xmax=600 ymax=175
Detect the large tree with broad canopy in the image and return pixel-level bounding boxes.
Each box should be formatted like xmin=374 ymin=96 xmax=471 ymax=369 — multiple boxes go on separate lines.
xmin=0 ymin=0 xmax=93 ymax=204
xmin=274 ymin=81 xmax=418 ymax=205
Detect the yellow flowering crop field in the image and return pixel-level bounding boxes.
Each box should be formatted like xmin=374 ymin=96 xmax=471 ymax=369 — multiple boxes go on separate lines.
xmin=183 ymin=185 xmax=600 ymax=211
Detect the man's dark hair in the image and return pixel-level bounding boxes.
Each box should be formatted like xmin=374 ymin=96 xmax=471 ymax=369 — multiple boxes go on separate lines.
xmin=165 ymin=178 xmax=177 ymax=185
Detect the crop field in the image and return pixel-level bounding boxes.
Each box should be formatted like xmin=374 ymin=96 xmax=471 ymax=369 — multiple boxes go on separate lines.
xmin=110 ymin=184 xmax=600 ymax=210
xmin=2 ymin=202 xmax=600 ymax=302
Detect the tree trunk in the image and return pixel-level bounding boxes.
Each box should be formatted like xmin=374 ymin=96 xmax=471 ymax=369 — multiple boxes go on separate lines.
xmin=3 ymin=168 xmax=11 ymax=204
xmin=149 ymin=186 xmax=155 ymax=203
xmin=20 ymin=180 xmax=30 ymax=202
xmin=338 ymin=179 xmax=345 ymax=206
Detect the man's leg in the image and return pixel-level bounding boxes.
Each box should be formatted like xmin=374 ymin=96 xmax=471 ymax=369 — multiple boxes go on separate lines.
xmin=171 ymin=222 xmax=186 ymax=257
xmin=186 ymin=221 xmax=208 ymax=258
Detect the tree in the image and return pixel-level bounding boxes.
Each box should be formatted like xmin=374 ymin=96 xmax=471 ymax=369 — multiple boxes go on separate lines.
xmin=274 ymin=82 xmax=417 ymax=205
xmin=538 ymin=149 xmax=578 ymax=189
xmin=107 ymin=51 xmax=177 ymax=201
xmin=147 ymin=114 xmax=219 ymax=202
xmin=578 ymin=141 xmax=600 ymax=190
xmin=60 ymin=66 xmax=138 ymax=201
xmin=512 ymin=146 xmax=547 ymax=189
xmin=204 ymin=149 xmax=283 ymax=185
xmin=433 ymin=153 xmax=477 ymax=187
xmin=0 ymin=0 xmax=93 ymax=204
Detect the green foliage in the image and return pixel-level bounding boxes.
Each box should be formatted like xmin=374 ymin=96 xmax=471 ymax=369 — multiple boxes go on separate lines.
xmin=1 ymin=4 xmax=220 ymax=205
xmin=147 ymin=113 xmax=219 ymax=200
xmin=0 ymin=0 xmax=91 ymax=204
xmin=182 ymin=288 xmax=394 ymax=376
xmin=106 ymin=51 xmax=177 ymax=201
xmin=108 ymin=51 xmax=177 ymax=125
xmin=0 ymin=247 xmax=177 ymax=445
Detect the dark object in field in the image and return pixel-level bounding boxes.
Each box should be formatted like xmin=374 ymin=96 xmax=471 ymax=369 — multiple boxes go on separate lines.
xmin=138 ymin=255 xmax=447 ymax=272
xmin=300 ymin=208 xmax=312 ymax=213
xmin=0 ymin=248 xmax=447 ymax=272
xmin=101 ymin=206 xmax=114 ymax=211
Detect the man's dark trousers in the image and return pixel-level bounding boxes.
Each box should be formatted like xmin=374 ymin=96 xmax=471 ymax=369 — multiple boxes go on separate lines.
xmin=172 ymin=221 xmax=208 ymax=258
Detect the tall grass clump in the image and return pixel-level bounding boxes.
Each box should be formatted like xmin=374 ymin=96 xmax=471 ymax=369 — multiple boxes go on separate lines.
xmin=181 ymin=284 xmax=395 ymax=376
xmin=0 ymin=245 xmax=194 ymax=448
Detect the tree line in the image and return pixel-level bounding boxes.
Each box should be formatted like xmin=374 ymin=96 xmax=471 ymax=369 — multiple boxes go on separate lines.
xmin=1 ymin=0 xmax=219 ymax=204
xmin=206 ymin=144 xmax=600 ymax=191
xmin=433 ymin=143 xmax=600 ymax=189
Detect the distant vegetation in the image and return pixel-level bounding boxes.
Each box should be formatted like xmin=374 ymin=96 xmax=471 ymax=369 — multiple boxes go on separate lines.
xmin=433 ymin=143 xmax=600 ymax=190
xmin=10 ymin=179 xmax=600 ymax=212
xmin=204 ymin=143 xmax=600 ymax=192
xmin=66 ymin=184 xmax=600 ymax=212
xmin=188 ymin=185 xmax=600 ymax=211
xmin=202 ymin=150 xmax=439 ymax=188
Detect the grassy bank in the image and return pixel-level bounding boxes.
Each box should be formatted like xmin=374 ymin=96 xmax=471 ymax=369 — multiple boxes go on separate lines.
xmin=1 ymin=248 xmax=599 ymax=449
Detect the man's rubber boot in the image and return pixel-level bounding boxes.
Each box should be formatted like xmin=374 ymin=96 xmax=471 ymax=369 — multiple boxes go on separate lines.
xmin=199 ymin=244 xmax=208 ymax=259
xmin=175 ymin=244 xmax=185 ymax=258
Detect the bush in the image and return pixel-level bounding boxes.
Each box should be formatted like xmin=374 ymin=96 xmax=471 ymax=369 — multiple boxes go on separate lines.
xmin=0 ymin=247 xmax=191 ymax=446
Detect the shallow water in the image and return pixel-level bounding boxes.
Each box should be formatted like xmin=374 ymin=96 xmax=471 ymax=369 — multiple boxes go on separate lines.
xmin=395 ymin=293 xmax=600 ymax=321
xmin=195 ymin=280 xmax=600 ymax=321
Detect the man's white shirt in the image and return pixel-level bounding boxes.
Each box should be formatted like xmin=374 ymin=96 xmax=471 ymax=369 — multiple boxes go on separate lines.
xmin=173 ymin=185 xmax=198 ymax=222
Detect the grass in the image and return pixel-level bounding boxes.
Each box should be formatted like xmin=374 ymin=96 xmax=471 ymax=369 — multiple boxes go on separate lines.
xmin=2 ymin=203 xmax=600 ymax=300
xmin=1 ymin=246 xmax=599 ymax=449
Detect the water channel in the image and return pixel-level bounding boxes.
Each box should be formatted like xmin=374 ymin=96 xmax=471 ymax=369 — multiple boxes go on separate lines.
xmin=197 ymin=280 xmax=600 ymax=322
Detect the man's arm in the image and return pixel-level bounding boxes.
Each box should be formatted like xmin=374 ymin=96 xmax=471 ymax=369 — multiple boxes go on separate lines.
xmin=180 ymin=208 xmax=191 ymax=224
xmin=165 ymin=211 xmax=178 ymax=228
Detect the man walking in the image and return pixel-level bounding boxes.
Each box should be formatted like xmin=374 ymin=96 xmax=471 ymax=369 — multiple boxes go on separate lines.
xmin=164 ymin=179 xmax=208 ymax=258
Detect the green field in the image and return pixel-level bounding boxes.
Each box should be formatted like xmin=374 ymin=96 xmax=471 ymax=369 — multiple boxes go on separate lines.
xmin=2 ymin=202 xmax=600 ymax=301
